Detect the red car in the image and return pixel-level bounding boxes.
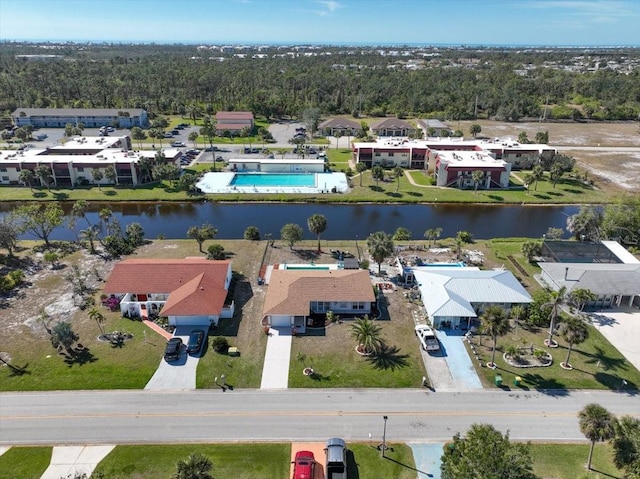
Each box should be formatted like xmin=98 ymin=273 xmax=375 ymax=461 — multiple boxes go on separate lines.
xmin=292 ymin=450 xmax=315 ymax=479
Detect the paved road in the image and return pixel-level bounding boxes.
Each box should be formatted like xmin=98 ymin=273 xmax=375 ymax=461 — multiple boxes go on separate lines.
xmin=1 ymin=389 xmax=638 ymax=446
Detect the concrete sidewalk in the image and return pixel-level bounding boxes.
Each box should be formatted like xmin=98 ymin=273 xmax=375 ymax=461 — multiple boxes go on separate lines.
xmin=260 ymin=327 xmax=293 ymax=389
xmin=40 ymin=445 xmax=114 ymax=479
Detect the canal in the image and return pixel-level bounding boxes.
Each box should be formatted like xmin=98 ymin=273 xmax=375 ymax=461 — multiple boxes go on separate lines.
xmin=0 ymin=202 xmax=580 ymax=241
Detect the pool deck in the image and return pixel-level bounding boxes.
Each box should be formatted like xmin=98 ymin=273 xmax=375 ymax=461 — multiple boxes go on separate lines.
xmin=196 ymin=171 xmax=349 ymax=194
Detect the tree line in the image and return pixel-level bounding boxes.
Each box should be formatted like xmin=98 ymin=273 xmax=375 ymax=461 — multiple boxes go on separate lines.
xmin=1 ymin=44 xmax=639 ymax=122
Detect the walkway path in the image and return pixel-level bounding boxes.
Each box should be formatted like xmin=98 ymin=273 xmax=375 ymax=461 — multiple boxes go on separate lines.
xmin=142 ymin=319 xmax=173 ymax=340
xmin=0 ymin=446 xmax=9 ymax=457
xmin=39 ymin=445 xmax=114 ymax=479
xmin=260 ymin=327 xmax=293 ymax=389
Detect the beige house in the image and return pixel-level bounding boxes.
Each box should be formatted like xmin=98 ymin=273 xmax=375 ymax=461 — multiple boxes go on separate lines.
xmin=262 ymin=269 xmax=376 ymax=332
xmin=215 ymin=111 xmax=254 ymax=134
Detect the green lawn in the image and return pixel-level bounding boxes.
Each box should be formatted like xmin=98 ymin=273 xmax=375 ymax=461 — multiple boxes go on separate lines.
xmin=530 ymin=443 xmax=622 ymax=479
xmin=93 ymin=444 xmax=291 ymax=479
xmin=0 ymin=316 xmax=164 ymax=391
xmin=348 ymin=443 xmax=418 ymax=479
xmin=407 ymin=170 xmax=434 ymax=186
xmin=0 ymin=447 xmax=52 ymax=479
xmin=469 ymin=321 xmax=640 ymax=391
xmin=0 ymin=165 xmax=614 ymax=204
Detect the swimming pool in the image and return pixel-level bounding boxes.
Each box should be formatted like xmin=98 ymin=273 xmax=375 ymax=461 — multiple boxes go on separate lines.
xmin=230 ymin=173 xmax=316 ymax=187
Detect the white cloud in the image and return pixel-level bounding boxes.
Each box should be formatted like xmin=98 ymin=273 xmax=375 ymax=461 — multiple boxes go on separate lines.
xmin=315 ymin=0 xmax=343 ymax=16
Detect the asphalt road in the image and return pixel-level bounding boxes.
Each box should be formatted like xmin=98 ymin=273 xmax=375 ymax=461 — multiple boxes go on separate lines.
xmin=1 ymin=389 xmax=638 ymax=446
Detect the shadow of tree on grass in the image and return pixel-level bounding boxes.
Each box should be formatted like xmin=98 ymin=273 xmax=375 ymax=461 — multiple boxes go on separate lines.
xmin=366 ymin=344 xmax=409 ymax=371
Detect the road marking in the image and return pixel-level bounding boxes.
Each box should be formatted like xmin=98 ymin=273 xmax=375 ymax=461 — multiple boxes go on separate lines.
xmin=1 ymin=410 xmax=583 ymax=421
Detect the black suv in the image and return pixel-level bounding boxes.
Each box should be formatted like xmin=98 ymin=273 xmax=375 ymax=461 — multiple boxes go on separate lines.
xmin=187 ymin=329 xmax=205 ymax=355
xmin=164 ymin=337 xmax=183 ymax=361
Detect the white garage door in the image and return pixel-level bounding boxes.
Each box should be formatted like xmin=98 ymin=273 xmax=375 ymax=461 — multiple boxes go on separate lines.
xmin=270 ymin=315 xmax=291 ymax=327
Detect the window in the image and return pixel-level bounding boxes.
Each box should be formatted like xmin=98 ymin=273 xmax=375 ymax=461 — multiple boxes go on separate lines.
xmin=374 ymin=152 xmax=381 ymax=156
xmin=388 ymin=152 xmax=394 ymax=157
xmin=2 ymin=176 xmax=9 ymax=181
xmin=77 ymin=167 xmax=84 ymax=172
xmin=353 ymin=302 xmax=366 ymax=310
xmin=0 ymin=168 xmax=7 ymax=172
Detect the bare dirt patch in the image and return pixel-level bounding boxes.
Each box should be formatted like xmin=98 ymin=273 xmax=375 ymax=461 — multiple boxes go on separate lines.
xmin=458 ymin=120 xmax=640 ymax=191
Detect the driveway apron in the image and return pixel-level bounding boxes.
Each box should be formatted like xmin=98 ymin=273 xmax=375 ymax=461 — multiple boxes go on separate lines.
xmin=144 ymin=327 xmax=201 ymax=390
xmin=436 ymin=329 xmax=482 ymax=389
xmin=409 ymin=442 xmax=445 ymax=479
xmin=39 ymin=445 xmax=115 ymax=479
xmin=260 ymin=327 xmax=293 ymax=389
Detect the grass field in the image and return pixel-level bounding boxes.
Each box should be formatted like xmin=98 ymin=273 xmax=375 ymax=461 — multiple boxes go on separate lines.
xmin=1 ymin=442 xmax=622 ymax=479
xmin=0 ymin=446 xmax=52 ymax=479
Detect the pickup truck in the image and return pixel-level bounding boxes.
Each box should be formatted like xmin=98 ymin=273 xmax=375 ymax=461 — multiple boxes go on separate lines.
xmin=324 ymin=437 xmax=347 ymax=479
xmin=415 ymin=324 xmax=440 ymax=352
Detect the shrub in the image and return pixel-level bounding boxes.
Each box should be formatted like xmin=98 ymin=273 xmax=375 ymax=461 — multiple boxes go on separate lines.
xmin=211 ymin=336 xmax=229 ymax=354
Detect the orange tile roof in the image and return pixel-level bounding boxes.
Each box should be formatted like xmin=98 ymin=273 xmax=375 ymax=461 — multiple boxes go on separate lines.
xmin=263 ymin=269 xmax=375 ymax=316
xmin=104 ymin=259 xmax=230 ymax=316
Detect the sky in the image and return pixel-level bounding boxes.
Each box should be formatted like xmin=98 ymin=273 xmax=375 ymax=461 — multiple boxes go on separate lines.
xmin=1 ymin=0 xmax=639 ymax=46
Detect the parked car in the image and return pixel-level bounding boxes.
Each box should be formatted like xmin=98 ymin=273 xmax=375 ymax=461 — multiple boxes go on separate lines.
xmin=187 ymin=329 xmax=205 ymax=355
xmin=106 ymin=126 xmax=115 ymax=132
xmin=164 ymin=337 xmax=183 ymax=361
xmin=171 ymin=141 xmax=186 ymax=147
xmin=186 ymin=149 xmax=200 ymax=156
xmin=163 ymin=133 xmax=174 ymax=138
xmin=415 ymin=324 xmax=440 ymax=352
xmin=325 ymin=438 xmax=347 ymax=479
xmin=205 ymin=146 xmax=218 ymax=152
xmin=171 ymin=129 xmax=180 ymax=135
xmin=292 ymin=451 xmax=315 ymax=479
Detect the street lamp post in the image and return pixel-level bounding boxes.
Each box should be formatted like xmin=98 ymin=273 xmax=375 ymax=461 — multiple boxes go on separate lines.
xmin=380 ymin=415 xmax=388 ymax=457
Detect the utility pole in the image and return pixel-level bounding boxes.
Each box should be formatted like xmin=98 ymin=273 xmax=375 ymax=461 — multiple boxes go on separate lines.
xmin=380 ymin=415 xmax=388 ymax=458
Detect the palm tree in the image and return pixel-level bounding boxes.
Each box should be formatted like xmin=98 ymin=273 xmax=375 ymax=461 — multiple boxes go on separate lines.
xmin=544 ymin=286 xmax=567 ymax=347
xmin=18 ymin=169 xmax=35 ymax=191
xmin=334 ymin=130 xmax=343 ymax=149
xmin=480 ymin=306 xmax=510 ymax=368
xmin=424 ymin=227 xmax=442 ymax=247
xmin=569 ymin=288 xmax=596 ymax=313
xmin=469 ymin=123 xmax=481 ymax=138
xmin=471 ymin=170 xmax=485 ymax=193
xmin=89 ymin=307 xmax=106 ymax=336
xmin=371 ymin=165 xmax=384 ymax=186
xmin=80 ymin=226 xmax=99 ymax=254
xmin=350 ymin=316 xmax=383 ymax=355
xmin=532 ymin=165 xmax=544 ymax=191
xmin=559 ymin=316 xmax=588 ymax=368
xmin=92 ymin=169 xmax=104 ymax=190
xmin=307 ymin=214 xmax=327 ymax=253
xmin=34 ymin=164 xmax=52 ymax=191
xmin=523 ymin=173 xmax=534 ymax=194
xmin=356 ymin=162 xmax=367 ymax=186
xmin=579 ymin=403 xmax=615 ymax=470
xmin=173 ymin=453 xmax=213 ymax=479
xmin=188 ymin=131 xmax=199 ymax=148
xmin=367 ymin=231 xmax=394 ymax=275
xmin=393 ymin=166 xmax=403 ymax=192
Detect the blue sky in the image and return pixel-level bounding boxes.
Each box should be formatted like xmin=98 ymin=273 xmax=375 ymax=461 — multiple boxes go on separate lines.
xmin=1 ymin=0 xmax=639 ymax=46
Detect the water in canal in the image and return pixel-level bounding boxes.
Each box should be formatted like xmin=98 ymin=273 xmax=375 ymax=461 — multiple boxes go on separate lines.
xmin=0 ymin=202 xmax=579 ymax=241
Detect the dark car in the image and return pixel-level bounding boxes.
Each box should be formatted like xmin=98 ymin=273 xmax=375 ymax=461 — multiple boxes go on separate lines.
xmin=164 ymin=337 xmax=183 ymax=361
xmin=187 ymin=329 xmax=205 ymax=355
xmin=292 ymin=450 xmax=315 ymax=479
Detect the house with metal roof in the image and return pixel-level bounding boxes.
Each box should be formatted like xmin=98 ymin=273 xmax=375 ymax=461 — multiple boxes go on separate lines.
xmin=412 ymin=268 xmax=532 ymax=329
xmin=103 ymin=258 xmax=234 ymax=328
xmin=539 ymin=263 xmax=640 ymax=309
xmin=262 ymin=269 xmax=376 ymax=332
xmin=537 ymin=240 xmax=640 ymax=308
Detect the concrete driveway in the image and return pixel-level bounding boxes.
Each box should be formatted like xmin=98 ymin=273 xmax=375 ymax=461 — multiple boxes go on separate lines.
xmin=589 ymin=307 xmax=640 ymax=372
xmin=144 ymin=327 xmax=204 ymax=390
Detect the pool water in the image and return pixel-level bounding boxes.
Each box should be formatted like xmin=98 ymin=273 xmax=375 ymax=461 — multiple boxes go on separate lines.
xmin=230 ymin=173 xmax=316 ymax=187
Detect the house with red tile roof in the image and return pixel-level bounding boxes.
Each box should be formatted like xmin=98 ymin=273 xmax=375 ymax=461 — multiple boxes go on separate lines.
xmin=262 ymin=269 xmax=376 ymax=332
xmin=103 ymin=258 xmax=234 ymax=328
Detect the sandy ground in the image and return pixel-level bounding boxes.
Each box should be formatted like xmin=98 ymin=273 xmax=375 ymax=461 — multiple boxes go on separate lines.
xmin=456 ymin=120 xmax=640 ymax=191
